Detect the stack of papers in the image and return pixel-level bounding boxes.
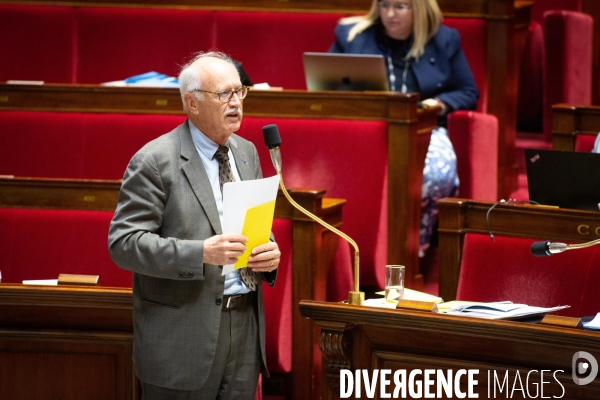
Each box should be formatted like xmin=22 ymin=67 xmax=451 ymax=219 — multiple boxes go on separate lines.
xmin=438 ymin=301 xmax=570 ymax=320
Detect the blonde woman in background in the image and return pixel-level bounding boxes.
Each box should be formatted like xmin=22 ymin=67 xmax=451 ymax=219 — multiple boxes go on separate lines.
xmin=330 ymin=0 xmax=479 ymax=257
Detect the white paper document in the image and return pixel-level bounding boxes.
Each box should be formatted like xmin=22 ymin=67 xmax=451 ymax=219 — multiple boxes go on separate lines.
xmin=438 ymin=301 xmax=570 ymax=320
xmin=221 ymin=175 xmax=280 ymax=275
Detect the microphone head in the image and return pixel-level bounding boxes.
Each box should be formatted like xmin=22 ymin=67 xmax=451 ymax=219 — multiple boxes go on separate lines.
xmin=531 ymin=241 xmax=552 ymax=257
xmin=263 ymin=124 xmax=281 ymax=149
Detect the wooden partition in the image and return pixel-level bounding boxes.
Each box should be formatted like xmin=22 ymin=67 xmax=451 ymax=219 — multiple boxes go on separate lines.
xmin=0 ymin=177 xmax=344 ymax=400
xmin=299 ymin=300 xmax=600 ymax=400
xmin=437 ymin=197 xmax=600 ymax=302
xmin=552 ymin=103 xmax=600 ymax=151
xmin=0 ymin=84 xmax=438 ymax=291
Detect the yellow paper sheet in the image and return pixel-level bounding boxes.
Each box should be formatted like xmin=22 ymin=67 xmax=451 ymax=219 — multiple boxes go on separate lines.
xmin=234 ymin=200 xmax=276 ymax=270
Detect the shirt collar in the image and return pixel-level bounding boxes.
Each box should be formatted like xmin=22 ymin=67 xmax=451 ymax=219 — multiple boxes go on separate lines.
xmin=188 ymin=120 xmax=229 ymax=160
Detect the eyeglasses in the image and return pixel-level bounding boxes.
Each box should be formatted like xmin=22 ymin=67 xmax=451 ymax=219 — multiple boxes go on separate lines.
xmin=377 ymin=1 xmax=412 ymax=12
xmin=190 ymin=86 xmax=250 ymax=103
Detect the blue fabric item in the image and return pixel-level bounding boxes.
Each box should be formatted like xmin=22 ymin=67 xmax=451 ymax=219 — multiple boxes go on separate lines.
xmin=592 ymin=133 xmax=600 ymax=153
xmin=123 ymin=71 xmax=179 ymax=88
xmin=329 ymin=23 xmax=479 ymax=112
xmin=420 ymin=127 xmax=458 ymax=256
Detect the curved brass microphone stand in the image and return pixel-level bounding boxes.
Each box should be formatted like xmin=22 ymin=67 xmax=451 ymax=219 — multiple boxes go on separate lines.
xmin=277 ymin=171 xmax=364 ymax=305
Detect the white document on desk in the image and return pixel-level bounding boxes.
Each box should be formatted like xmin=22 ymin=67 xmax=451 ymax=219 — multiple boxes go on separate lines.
xmin=221 ymin=175 xmax=280 ymax=275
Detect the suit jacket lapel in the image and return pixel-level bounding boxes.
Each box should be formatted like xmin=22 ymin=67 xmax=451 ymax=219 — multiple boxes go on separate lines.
xmin=178 ymin=121 xmax=223 ymax=234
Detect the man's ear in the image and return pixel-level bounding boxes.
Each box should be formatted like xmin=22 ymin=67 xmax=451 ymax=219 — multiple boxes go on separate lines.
xmin=184 ymin=92 xmax=200 ymax=114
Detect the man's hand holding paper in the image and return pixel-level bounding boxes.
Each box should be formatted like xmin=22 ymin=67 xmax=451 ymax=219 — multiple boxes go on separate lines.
xmin=221 ymin=175 xmax=280 ymax=275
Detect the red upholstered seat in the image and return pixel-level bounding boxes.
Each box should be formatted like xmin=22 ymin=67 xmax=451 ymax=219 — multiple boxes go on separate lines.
xmin=0 ymin=207 xmax=131 ymax=287
xmin=214 ymin=11 xmax=342 ymax=89
xmin=456 ymin=233 xmax=599 ymax=317
xmin=443 ymin=18 xmax=487 ymax=112
xmin=448 ymin=111 xmax=498 ymax=201
xmin=75 ymin=7 xmax=213 ymax=83
xmin=237 ymin=117 xmax=389 ymax=288
xmin=0 ymin=5 xmax=75 ymax=83
xmin=543 ymin=10 xmax=593 ymax=141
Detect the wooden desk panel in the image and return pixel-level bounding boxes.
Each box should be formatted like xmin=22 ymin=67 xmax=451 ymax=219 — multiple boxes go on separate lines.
xmin=300 ymin=300 xmax=600 ymax=400
xmin=0 ymin=284 xmax=137 ymax=400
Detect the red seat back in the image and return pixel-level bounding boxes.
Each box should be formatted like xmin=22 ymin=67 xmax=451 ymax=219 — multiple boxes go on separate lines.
xmin=543 ymin=10 xmax=593 ymax=141
xmin=75 ymin=7 xmax=213 ymax=83
xmin=0 ymin=5 xmax=75 ymax=83
xmin=456 ymin=233 xmax=599 ymax=317
xmin=444 ymin=18 xmax=487 ymax=112
xmin=0 ymin=207 xmax=131 ymax=287
xmin=214 ymin=11 xmax=342 ymax=89
xmin=448 ymin=111 xmax=498 ymax=201
xmin=237 ymin=117 xmax=389 ymax=288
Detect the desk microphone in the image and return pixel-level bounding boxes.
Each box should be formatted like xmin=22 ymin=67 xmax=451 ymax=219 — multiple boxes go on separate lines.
xmin=531 ymin=239 xmax=600 ymax=257
xmin=262 ymin=124 xmax=364 ymax=305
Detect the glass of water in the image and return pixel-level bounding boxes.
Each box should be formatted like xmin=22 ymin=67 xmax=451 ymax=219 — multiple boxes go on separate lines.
xmin=385 ymin=265 xmax=405 ymax=304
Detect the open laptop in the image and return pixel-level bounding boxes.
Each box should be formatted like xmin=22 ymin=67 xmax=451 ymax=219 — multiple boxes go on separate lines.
xmin=525 ymin=148 xmax=600 ymax=211
xmin=303 ymin=52 xmax=389 ymax=91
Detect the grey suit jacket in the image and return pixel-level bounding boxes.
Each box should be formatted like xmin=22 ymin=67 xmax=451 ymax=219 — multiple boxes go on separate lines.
xmin=108 ymin=120 xmax=275 ymax=390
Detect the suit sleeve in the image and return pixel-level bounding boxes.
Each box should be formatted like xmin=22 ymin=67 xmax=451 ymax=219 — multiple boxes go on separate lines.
xmin=108 ymin=150 xmax=206 ymax=280
xmin=434 ymin=29 xmax=480 ymax=112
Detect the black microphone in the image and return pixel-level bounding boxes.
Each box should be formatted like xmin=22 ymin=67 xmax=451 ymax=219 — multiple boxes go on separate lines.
xmin=262 ymin=124 xmax=282 ymax=173
xmin=531 ymin=239 xmax=597 ymax=257
xmin=262 ymin=124 xmax=364 ymax=305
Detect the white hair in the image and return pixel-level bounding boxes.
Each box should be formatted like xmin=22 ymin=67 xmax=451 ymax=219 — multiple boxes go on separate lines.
xmin=178 ymin=51 xmax=236 ymax=111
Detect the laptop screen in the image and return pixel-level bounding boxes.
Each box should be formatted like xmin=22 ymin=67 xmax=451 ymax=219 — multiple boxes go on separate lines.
xmin=303 ymin=52 xmax=389 ymax=91
xmin=525 ymin=148 xmax=600 ymax=211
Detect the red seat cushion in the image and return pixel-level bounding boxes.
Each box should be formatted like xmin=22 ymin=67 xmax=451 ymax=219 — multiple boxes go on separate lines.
xmin=214 ymin=11 xmax=342 ymax=89
xmin=75 ymin=7 xmax=213 ymax=83
xmin=0 ymin=208 xmax=131 ymax=287
xmin=444 ymin=18 xmax=487 ymax=112
xmin=0 ymin=5 xmax=75 ymax=83
xmin=237 ymin=117 xmax=389 ymax=288
xmin=456 ymin=233 xmax=598 ymax=317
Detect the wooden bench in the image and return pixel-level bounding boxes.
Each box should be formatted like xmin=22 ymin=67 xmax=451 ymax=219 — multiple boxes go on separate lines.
xmin=0 ymin=0 xmax=533 ymax=197
xmin=438 ymin=197 xmax=600 ymax=318
xmin=0 ymin=177 xmax=346 ymax=400
xmin=0 ymin=87 xmax=440 ymax=293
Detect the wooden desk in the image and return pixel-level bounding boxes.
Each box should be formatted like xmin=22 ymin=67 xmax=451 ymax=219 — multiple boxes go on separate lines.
xmin=299 ymin=300 xmax=600 ymax=400
xmin=0 ymin=284 xmax=137 ymax=400
xmin=552 ymin=103 xmax=600 ymax=151
xmin=437 ymin=197 xmax=600 ymax=302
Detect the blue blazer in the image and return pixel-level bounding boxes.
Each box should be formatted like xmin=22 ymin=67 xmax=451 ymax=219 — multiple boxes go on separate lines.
xmin=329 ymin=22 xmax=479 ymax=112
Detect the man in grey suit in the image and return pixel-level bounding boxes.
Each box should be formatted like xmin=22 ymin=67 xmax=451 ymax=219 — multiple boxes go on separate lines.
xmin=108 ymin=51 xmax=280 ymax=400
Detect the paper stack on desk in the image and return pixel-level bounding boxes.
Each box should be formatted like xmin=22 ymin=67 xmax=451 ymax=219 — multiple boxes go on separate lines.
xmin=438 ymin=301 xmax=569 ymax=320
